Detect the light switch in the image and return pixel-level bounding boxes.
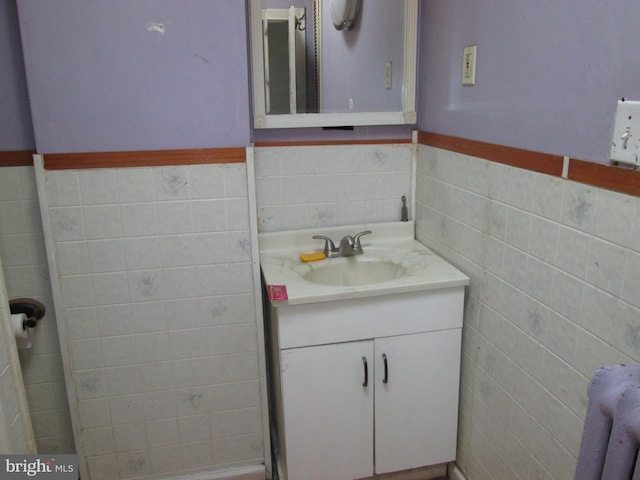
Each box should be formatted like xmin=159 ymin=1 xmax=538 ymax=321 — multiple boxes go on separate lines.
xmin=610 ymin=100 xmax=640 ymax=166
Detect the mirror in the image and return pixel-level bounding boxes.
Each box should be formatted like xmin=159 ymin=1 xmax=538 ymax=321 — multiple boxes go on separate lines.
xmin=249 ymin=0 xmax=418 ymax=129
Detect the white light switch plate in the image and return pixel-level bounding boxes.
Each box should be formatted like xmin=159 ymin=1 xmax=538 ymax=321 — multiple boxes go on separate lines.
xmin=610 ymin=100 xmax=640 ymax=166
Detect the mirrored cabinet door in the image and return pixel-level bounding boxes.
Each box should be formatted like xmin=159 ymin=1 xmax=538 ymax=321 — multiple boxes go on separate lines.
xmin=249 ymin=0 xmax=418 ymax=129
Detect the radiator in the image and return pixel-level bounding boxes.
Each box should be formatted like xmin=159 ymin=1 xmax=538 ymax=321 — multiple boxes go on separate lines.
xmin=574 ymin=364 xmax=640 ymax=480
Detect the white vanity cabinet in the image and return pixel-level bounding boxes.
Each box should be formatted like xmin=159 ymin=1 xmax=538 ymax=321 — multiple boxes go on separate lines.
xmin=374 ymin=329 xmax=461 ymax=474
xmin=266 ymin=287 xmax=465 ymax=480
xmin=279 ymin=341 xmax=374 ymax=480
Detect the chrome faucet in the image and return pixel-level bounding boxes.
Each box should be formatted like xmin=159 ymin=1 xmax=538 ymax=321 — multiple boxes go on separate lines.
xmin=339 ymin=231 xmax=371 ymax=256
xmin=312 ymin=235 xmax=339 ymax=258
xmin=313 ymin=231 xmax=372 ymax=258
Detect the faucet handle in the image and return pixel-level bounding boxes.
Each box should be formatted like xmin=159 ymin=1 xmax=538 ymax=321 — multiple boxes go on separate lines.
xmin=352 ymin=230 xmax=372 ymax=253
xmin=312 ymin=235 xmax=338 ymax=257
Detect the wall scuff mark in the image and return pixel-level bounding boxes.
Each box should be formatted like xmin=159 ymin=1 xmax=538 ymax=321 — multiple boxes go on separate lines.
xmin=194 ymin=54 xmax=210 ymax=64
xmin=147 ymin=22 xmax=167 ymax=35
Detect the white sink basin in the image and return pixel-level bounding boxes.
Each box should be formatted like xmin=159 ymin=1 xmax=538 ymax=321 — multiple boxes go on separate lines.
xmin=296 ymin=257 xmax=407 ymax=286
xmin=259 ymin=222 xmax=469 ymax=305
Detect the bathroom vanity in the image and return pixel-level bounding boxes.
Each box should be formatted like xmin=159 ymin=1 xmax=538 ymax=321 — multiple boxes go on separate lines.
xmin=259 ymin=222 xmax=469 ymax=480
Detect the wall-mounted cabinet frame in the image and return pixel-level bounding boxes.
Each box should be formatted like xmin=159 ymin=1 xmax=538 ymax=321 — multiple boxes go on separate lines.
xmin=249 ymin=0 xmax=418 ymax=129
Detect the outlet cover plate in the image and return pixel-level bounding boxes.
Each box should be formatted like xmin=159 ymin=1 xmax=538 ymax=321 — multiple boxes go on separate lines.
xmin=462 ymin=45 xmax=477 ymax=86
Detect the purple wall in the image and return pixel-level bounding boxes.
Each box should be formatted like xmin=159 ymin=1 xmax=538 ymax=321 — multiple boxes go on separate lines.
xmin=15 ymin=1 xmax=413 ymax=151
xmin=17 ymin=0 xmax=251 ymax=153
xmin=0 ymin=0 xmax=34 ymax=151
xmin=19 ymin=1 xmax=640 ymax=157
xmin=418 ymin=1 xmax=640 ymax=164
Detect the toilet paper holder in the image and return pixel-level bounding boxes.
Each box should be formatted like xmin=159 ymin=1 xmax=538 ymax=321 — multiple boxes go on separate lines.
xmin=9 ymin=298 xmax=45 ymax=329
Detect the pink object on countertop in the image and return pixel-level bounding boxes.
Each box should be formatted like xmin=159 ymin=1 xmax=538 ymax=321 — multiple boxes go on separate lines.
xmin=267 ymin=285 xmax=288 ymax=301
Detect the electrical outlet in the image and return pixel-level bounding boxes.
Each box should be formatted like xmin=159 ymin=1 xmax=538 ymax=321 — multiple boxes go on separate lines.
xmin=610 ymin=100 xmax=640 ymax=166
xmin=462 ymin=45 xmax=477 ymax=86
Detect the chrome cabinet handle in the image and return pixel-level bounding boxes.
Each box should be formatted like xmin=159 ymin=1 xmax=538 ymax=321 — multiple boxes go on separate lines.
xmin=382 ymin=353 xmax=389 ymax=384
xmin=362 ymin=356 xmax=368 ymax=387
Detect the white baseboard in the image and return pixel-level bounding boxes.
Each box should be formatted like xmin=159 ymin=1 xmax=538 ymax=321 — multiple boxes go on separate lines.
xmin=447 ymin=463 xmax=467 ymax=480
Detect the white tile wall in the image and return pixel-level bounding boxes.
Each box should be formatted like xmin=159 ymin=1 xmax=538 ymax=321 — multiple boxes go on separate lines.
xmin=15 ymin=142 xmax=633 ymax=478
xmin=0 ymin=253 xmax=34 ymax=453
xmin=416 ymin=146 xmax=640 ymax=480
xmin=254 ymin=143 xmax=413 ymax=232
xmin=40 ymin=163 xmax=264 ymax=479
xmin=0 ymin=165 xmax=74 ymax=453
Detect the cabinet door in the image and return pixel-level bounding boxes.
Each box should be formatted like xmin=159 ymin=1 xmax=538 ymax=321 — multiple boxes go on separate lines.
xmin=280 ymin=341 xmax=374 ymax=480
xmin=374 ymin=329 xmax=461 ymax=474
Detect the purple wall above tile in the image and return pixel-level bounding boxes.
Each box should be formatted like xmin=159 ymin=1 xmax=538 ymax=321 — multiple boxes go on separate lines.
xmin=0 ymin=0 xmax=35 ymax=150
xmin=17 ymin=0 xmax=251 ymax=153
xmin=19 ymin=0 xmax=640 ymax=157
xmin=418 ymin=0 xmax=640 ymax=164
xmin=14 ymin=1 xmax=415 ymax=151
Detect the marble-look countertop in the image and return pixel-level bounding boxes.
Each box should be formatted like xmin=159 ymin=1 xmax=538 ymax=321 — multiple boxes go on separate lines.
xmin=259 ymin=222 xmax=469 ymax=306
